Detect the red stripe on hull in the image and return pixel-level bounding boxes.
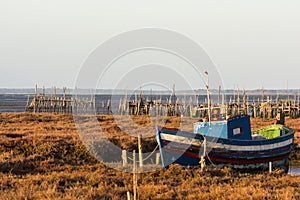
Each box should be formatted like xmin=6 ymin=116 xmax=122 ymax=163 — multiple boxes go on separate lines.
xmin=164 ymin=148 xmax=290 ymax=165
xmin=158 ymin=126 xmax=179 ymax=131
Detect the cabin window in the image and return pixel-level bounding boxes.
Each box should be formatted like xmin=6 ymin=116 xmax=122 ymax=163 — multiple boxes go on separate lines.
xmin=232 ymin=127 xmax=242 ymax=136
xmin=211 ymin=108 xmax=220 ymax=121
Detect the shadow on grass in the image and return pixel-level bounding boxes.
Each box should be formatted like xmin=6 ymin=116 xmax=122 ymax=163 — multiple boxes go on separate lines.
xmin=0 ymin=156 xmax=47 ymax=175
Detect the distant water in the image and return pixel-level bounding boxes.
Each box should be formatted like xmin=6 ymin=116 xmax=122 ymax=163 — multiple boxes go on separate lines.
xmin=0 ymin=94 xmax=30 ymax=112
xmin=0 ymin=93 xmax=295 ymax=113
xmin=289 ymin=163 xmax=300 ymax=176
xmin=0 ymin=94 xmax=120 ymax=113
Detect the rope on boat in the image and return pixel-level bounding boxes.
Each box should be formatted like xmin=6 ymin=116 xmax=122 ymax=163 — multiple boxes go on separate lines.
xmin=199 ymin=135 xmax=206 ymax=170
xmin=206 ymin=152 xmax=216 ymax=167
xmin=199 ymin=134 xmax=217 ymax=167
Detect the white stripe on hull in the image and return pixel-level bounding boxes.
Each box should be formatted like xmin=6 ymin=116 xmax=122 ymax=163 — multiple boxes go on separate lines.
xmin=160 ymin=133 xmax=293 ymax=151
xmin=222 ymin=139 xmax=293 ymax=151
xmin=160 ymin=134 xmax=202 ymax=146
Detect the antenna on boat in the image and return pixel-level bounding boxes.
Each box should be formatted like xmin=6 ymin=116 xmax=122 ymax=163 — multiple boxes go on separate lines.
xmin=205 ymin=71 xmax=211 ymax=125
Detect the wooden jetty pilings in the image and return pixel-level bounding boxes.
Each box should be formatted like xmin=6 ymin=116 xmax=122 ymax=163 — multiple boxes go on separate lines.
xmin=117 ymin=90 xmax=300 ymax=119
xmin=25 ymin=85 xmax=300 ymax=119
xmin=25 ymin=85 xmax=98 ymax=114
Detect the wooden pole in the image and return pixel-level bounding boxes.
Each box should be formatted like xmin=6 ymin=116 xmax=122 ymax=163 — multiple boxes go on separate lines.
xmin=205 ymin=71 xmax=211 ymax=125
xmin=127 ymin=191 xmax=131 ymax=200
xmin=138 ymin=135 xmax=143 ymax=169
xmin=63 ymin=87 xmax=67 ymax=113
xmin=133 ymin=150 xmax=137 ymax=200
xmin=233 ymin=84 xmax=236 ymax=104
xmin=200 ymin=136 xmax=206 ymax=172
xmin=107 ymin=99 xmax=110 ymax=114
xmin=253 ymin=101 xmax=257 ymax=118
xmin=34 ymin=84 xmax=37 ymax=99
xmin=119 ymin=97 xmax=123 ymax=114
xmin=222 ymin=93 xmax=225 ymax=105
xmin=243 ymin=88 xmax=247 ymax=115
xmin=156 ymin=153 xmax=160 ymax=165
xmin=63 ymin=87 xmax=66 ymax=100
xmin=122 ymin=150 xmax=127 ymax=167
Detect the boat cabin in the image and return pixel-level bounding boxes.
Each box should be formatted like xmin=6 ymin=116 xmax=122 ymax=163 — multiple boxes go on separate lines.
xmin=193 ymin=115 xmax=252 ymax=140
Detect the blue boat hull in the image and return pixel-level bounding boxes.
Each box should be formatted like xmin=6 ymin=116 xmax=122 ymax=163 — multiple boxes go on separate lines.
xmin=156 ymin=126 xmax=294 ymax=171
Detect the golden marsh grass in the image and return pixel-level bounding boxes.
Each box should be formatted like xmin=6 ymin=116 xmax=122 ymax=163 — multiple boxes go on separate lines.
xmin=0 ymin=113 xmax=299 ymax=199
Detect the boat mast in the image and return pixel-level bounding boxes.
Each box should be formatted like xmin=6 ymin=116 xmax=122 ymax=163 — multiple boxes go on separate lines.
xmin=205 ymin=71 xmax=211 ymax=125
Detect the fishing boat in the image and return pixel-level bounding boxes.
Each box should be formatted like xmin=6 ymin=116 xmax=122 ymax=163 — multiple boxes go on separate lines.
xmin=155 ymin=72 xmax=294 ymax=172
xmin=155 ymin=114 xmax=294 ymax=172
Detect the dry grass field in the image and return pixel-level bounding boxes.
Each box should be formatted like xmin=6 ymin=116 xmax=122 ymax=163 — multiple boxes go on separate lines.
xmin=0 ymin=113 xmax=300 ymax=199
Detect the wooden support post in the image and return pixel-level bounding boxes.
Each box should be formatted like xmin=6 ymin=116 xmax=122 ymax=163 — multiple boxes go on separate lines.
xmin=119 ymin=97 xmax=123 ymax=115
xmin=189 ymin=98 xmax=193 ymax=118
xmin=183 ymin=99 xmax=187 ymax=117
xmin=127 ymin=191 xmax=131 ymax=200
xmin=34 ymin=84 xmax=37 ymax=99
xmin=122 ymin=150 xmax=128 ymax=167
xmin=137 ymin=99 xmax=141 ymax=115
xmin=133 ymin=150 xmax=137 ymax=200
xmin=233 ymin=84 xmax=236 ymax=104
xmin=54 ymin=86 xmax=56 ymax=98
xmin=253 ymin=101 xmax=257 ymax=118
xmin=63 ymin=87 xmax=66 ymax=100
xmin=200 ymin=137 xmax=206 ymax=172
xmin=124 ymin=97 xmax=128 ymax=114
xmin=107 ymin=99 xmax=110 ymax=114
xmin=138 ymin=135 xmax=143 ymax=169
xmin=156 ymin=153 xmax=160 ymax=165
xmin=149 ymin=104 xmax=152 ymax=116
xmin=269 ymin=162 xmax=272 ymax=173
xmin=63 ymin=87 xmax=67 ymax=113
xmin=222 ymin=94 xmax=225 ymax=105
xmin=175 ymin=98 xmax=179 ymax=116
xmin=200 ymin=156 xmax=205 ymax=172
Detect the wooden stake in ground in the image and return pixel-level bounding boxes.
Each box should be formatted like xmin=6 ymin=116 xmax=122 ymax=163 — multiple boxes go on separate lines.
xmin=122 ymin=150 xmax=127 ymax=167
xmin=138 ymin=135 xmax=143 ymax=170
xmin=133 ymin=150 xmax=137 ymax=200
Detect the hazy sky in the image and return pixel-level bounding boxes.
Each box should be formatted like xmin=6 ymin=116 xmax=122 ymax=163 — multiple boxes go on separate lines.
xmin=0 ymin=0 xmax=299 ymax=89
